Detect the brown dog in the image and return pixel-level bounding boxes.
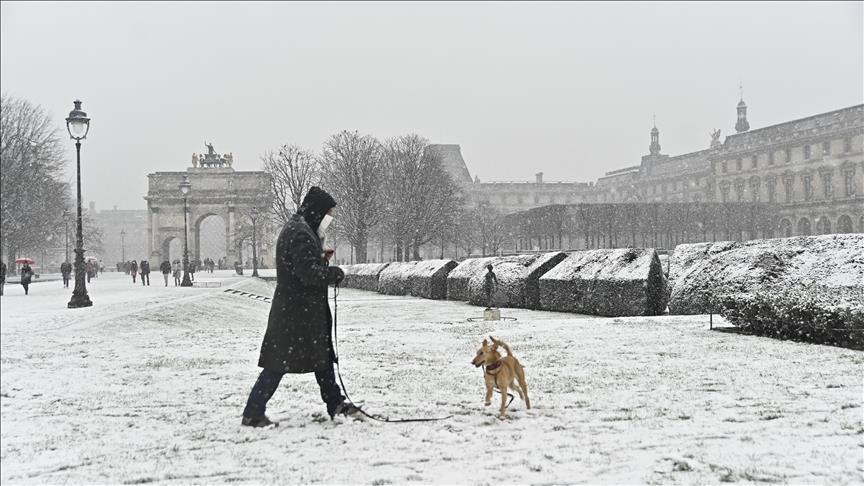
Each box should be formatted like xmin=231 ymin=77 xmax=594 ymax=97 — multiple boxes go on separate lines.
xmin=471 ymin=336 xmax=531 ymax=418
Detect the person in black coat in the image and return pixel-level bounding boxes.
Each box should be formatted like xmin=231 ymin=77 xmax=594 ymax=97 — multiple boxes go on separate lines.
xmin=0 ymin=262 xmax=6 ymax=296
xmin=242 ymin=186 xmax=351 ymax=427
xmin=139 ymin=260 xmax=151 ymax=286
xmin=159 ymin=260 xmax=172 ymax=286
xmin=130 ymin=260 xmax=138 ymax=283
xmin=61 ymin=261 xmax=72 ymax=288
xmin=20 ymin=263 xmax=33 ymax=295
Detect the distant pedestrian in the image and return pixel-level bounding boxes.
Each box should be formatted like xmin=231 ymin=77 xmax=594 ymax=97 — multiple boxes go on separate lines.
xmin=484 ymin=264 xmax=498 ymax=309
xmin=130 ymin=260 xmax=138 ymax=283
xmin=85 ymin=260 xmax=93 ymax=283
xmin=140 ymin=260 xmax=151 ymax=286
xmin=173 ymin=259 xmax=182 ymax=286
xmin=99 ymin=260 xmax=104 ymax=275
xmin=160 ymin=260 xmax=171 ymax=286
xmin=0 ymin=262 xmax=6 ymax=296
xmin=20 ymin=263 xmax=33 ymax=295
xmin=61 ymin=261 xmax=72 ymax=288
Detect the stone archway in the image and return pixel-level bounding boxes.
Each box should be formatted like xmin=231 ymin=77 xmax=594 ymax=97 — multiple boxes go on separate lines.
xmin=816 ymin=216 xmax=831 ymax=235
xmin=145 ymin=157 xmax=271 ymax=265
xmin=797 ymin=217 xmax=811 ymax=236
xmin=836 ymin=215 xmax=853 ymax=234
xmin=778 ymin=218 xmax=792 ymax=238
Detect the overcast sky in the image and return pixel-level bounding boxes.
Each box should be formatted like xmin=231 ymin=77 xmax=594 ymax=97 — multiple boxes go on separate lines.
xmin=2 ymin=1 xmax=862 ymax=211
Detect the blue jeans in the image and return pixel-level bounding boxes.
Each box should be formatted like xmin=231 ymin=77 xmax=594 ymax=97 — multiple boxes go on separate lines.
xmin=243 ymin=366 xmax=343 ymax=418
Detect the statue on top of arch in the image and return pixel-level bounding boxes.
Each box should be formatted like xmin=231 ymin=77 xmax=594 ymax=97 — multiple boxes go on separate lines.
xmin=196 ymin=141 xmax=233 ymax=168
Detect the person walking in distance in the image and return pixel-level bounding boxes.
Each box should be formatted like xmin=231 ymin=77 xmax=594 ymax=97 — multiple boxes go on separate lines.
xmin=160 ymin=260 xmax=171 ymax=287
xmin=19 ymin=263 xmax=33 ymax=295
xmin=60 ymin=260 xmax=72 ymax=288
xmin=0 ymin=262 xmax=6 ymax=296
xmin=130 ymin=260 xmax=138 ymax=284
xmin=172 ymin=259 xmax=182 ymax=286
xmin=139 ymin=259 xmax=151 ymax=286
xmin=241 ymin=186 xmax=355 ymax=427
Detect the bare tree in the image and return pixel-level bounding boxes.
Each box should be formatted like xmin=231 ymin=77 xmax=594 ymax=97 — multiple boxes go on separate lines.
xmin=1 ymin=93 xmax=71 ymax=272
xmin=261 ymin=144 xmax=319 ymax=227
xmin=319 ymin=131 xmax=386 ymax=264
xmin=381 ymin=134 xmax=463 ymax=261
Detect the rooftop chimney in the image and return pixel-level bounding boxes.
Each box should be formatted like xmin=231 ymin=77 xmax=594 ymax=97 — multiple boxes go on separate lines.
xmin=535 ymin=172 xmax=544 ymax=184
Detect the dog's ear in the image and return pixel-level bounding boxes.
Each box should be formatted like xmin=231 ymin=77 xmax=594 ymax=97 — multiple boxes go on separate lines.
xmin=482 ymin=338 xmax=488 ymax=346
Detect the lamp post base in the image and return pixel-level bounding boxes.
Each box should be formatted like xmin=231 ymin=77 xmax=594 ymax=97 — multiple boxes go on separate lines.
xmin=180 ymin=272 xmax=193 ymax=287
xmin=68 ymin=249 xmax=92 ymax=308
xmin=68 ymin=292 xmax=93 ymax=308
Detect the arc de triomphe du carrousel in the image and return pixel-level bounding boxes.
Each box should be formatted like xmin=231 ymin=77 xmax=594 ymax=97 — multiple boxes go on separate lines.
xmin=144 ymin=144 xmax=271 ymax=266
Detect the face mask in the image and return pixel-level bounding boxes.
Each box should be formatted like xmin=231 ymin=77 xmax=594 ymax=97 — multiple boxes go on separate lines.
xmin=318 ymin=214 xmax=334 ymax=239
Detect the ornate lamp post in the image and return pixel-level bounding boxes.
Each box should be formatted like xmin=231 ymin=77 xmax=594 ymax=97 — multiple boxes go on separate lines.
xmin=179 ymin=175 xmax=193 ymax=287
xmin=63 ymin=209 xmax=70 ymax=263
xmin=120 ymin=229 xmax=126 ymax=263
xmin=250 ymin=207 xmax=259 ymax=277
xmin=66 ymin=100 xmax=93 ymax=308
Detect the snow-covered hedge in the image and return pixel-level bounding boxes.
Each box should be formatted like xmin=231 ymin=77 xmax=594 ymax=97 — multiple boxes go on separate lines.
xmin=377 ymin=262 xmax=419 ymax=295
xmin=718 ymin=285 xmax=864 ymax=350
xmin=376 ymin=260 xmax=457 ymax=298
xmin=339 ymin=263 xmax=391 ymax=292
xmin=446 ymin=257 xmax=497 ymax=301
xmin=407 ymin=259 xmax=459 ymax=300
xmin=465 ymin=252 xmax=567 ymax=309
xmin=668 ymin=234 xmax=864 ymax=315
xmin=539 ymin=248 xmax=667 ymax=317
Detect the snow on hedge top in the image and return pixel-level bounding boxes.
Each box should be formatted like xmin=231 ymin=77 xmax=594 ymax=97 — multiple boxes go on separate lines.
xmin=677 ymin=234 xmax=864 ymax=291
xmin=410 ymin=259 xmax=456 ymax=277
xmin=540 ymin=248 xmax=657 ymax=282
xmin=341 ymin=263 xmax=391 ymax=276
xmin=378 ymin=261 xmax=419 ymax=280
xmin=482 ymin=252 xmax=564 ymax=283
xmin=669 ymin=241 xmax=739 ymax=284
xmin=448 ymin=257 xmax=498 ymax=279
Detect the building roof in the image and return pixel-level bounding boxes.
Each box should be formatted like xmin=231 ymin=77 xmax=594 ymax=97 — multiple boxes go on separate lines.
xmin=426 ymin=144 xmax=473 ymax=185
xmin=722 ymin=104 xmax=864 ymax=154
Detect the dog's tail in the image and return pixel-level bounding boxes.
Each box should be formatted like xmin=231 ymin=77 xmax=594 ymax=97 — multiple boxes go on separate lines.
xmin=489 ymin=336 xmax=512 ymax=356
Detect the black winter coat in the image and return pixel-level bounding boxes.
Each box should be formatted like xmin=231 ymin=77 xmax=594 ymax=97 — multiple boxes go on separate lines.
xmin=258 ymin=214 xmax=343 ymax=374
xmin=140 ymin=261 xmax=150 ymax=275
xmin=160 ymin=261 xmax=172 ymax=274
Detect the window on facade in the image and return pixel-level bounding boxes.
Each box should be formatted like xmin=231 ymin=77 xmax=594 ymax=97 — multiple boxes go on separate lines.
xmin=822 ymin=172 xmax=833 ymax=199
xmin=822 ymin=141 xmax=831 ymax=156
xmin=751 ymin=155 xmax=758 ymax=169
xmin=736 ymin=158 xmax=742 ymax=171
xmin=750 ymin=178 xmax=761 ymax=202
xmin=734 ymin=180 xmax=745 ymax=202
xmin=768 ymin=151 xmax=775 ymax=165
xmin=804 ymin=145 xmax=811 ymax=160
xmin=844 ymin=170 xmax=857 ymax=197
xmin=720 ymin=182 xmax=730 ymax=203
xmin=783 ymin=176 xmax=794 ymax=203
xmin=767 ymin=177 xmax=777 ymax=203
xmin=721 ymin=161 xmax=728 ymax=173
xmin=844 ymin=137 xmax=852 ymax=153
xmin=785 ymin=148 xmax=792 ymax=163
xmin=803 ymin=175 xmax=813 ymax=201
xmin=533 ymin=194 xmax=539 ymax=204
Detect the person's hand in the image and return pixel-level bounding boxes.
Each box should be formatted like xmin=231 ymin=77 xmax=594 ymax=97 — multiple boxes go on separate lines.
xmin=328 ymin=266 xmax=345 ymax=285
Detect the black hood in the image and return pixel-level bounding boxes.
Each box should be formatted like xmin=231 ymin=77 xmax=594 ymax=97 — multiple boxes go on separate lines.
xmin=297 ymin=186 xmax=337 ymax=231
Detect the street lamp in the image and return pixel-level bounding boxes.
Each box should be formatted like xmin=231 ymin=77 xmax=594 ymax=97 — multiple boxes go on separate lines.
xmin=179 ymin=175 xmax=193 ymax=287
xmin=250 ymin=207 xmax=259 ymax=277
xmin=63 ymin=209 xmax=70 ymax=263
xmin=66 ymin=100 xmax=92 ymax=308
xmin=120 ymin=229 xmax=126 ymax=263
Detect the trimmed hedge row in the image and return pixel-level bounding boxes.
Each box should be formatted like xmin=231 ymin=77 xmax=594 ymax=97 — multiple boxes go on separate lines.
xmin=717 ymin=285 xmax=864 ymax=350
xmin=668 ymin=234 xmax=864 ymax=315
xmin=539 ymin=248 xmax=667 ymax=317
xmin=464 ymin=252 xmax=567 ymax=309
xmin=339 ymin=263 xmax=391 ymax=291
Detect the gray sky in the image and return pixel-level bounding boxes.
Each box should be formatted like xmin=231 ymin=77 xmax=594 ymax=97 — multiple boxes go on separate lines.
xmin=2 ymin=1 xmax=862 ymax=211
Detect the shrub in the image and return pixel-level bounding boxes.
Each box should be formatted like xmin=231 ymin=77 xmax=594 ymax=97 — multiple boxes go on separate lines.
xmin=717 ymin=286 xmax=864 ymax=350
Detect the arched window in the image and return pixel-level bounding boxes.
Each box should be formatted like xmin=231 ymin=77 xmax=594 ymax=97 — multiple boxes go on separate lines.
xmin=779 ymin=218 xmax=792 ymax=238
xmin=837 ymin=215 xmax=854 ymax=233
xmin=797 ymin=217 xmax=811 ymax=236
xmin=816 ymin=216 xmax=831 ymax=235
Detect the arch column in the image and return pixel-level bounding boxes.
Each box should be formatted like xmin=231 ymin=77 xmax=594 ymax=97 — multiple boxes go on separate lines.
xmin=226 ymin=206 xmax=238 ymax=263
xmin=150 ymin=207 xmax=161 ymax=261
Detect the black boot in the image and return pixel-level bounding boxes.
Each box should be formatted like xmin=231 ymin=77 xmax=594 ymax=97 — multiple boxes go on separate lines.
xmin=328 ymin=401 xmax=363 ymax=420
xmin=241 ymin=415 xmax=277 ymax=427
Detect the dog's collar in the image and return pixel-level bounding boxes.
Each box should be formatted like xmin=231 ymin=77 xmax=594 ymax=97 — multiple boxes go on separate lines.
xmin=485 ymin=360 xmax=502 ymax=373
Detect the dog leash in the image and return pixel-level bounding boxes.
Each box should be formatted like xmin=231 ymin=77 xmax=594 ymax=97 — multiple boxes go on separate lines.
xmin=482 ymin=364 xmax=516 ymax=409
xmin=332 ymin=283 xmax=454 ymax=423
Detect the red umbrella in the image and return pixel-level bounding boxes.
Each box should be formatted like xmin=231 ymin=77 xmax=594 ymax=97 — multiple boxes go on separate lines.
xmin=15 ymin=257 xmax=34 ymax=264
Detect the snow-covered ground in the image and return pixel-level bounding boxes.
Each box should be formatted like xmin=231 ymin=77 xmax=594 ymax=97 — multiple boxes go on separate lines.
xmin=1 ymin=271 xmax=862 ymax=484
